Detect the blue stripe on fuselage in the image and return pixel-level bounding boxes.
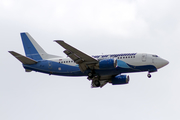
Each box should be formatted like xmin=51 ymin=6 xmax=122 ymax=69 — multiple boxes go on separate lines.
xmin=23 ymin=60 xmax=85 ymax=76
xmin=23 ymin=60 xmax=157 ymax=76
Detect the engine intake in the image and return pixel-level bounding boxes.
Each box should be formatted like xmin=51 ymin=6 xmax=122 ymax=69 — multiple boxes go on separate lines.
xmin=98 ymin=59 xmax=117 ymax=69
xmin=112 ymin=75 xmax=129 ymax=85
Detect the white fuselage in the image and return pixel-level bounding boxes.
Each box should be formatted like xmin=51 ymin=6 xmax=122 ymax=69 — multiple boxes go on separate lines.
xmin=47 ymin=53 xmax=168 ymax=70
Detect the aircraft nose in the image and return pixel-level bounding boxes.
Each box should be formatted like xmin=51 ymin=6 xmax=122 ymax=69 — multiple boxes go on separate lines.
xmin=163 ymin=59 xmax=169 ymax=66
xmin=157 ymin=58 xmax=169 ymax=69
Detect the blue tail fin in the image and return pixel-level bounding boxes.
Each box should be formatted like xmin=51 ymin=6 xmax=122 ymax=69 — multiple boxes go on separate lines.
xmin=21 ymin=32 xmax=47 ymax=61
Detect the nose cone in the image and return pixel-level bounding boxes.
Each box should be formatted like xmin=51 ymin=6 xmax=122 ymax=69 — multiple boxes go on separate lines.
xmin=161 ymin=59 xmax=169 ymax=67
xmin=163 ymin=59 xmax=169 ymax=66
xmin=156 ymin=58 xmax=169 ymax=69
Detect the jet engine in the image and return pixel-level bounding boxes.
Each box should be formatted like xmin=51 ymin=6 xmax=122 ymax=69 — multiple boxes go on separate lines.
xmin=111 ymin=75 xmax=129 ymax=85
xmin=98 ymin=59 xmax=117 ymax=69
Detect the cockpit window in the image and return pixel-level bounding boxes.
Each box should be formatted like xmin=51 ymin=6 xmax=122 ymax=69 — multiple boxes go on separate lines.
xmin=152 ymin=55 xmax=158 ymax=57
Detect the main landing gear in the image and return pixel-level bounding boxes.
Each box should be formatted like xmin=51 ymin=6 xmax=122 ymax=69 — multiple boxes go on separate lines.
xmin=88 ymin=72 xmax=94 ymax=79
xmin=88 ymin=71 xmax=102 ymax=88
xmin=94 ymin=80 xmax=100 ymax=87
xmin=88 ymin=71 xmax=100 ymax=80
xmin=147 ymin=73 xmax=151 ymax=78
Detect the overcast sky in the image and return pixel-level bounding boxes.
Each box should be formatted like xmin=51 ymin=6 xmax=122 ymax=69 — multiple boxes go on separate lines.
xmin=1 ymin=0 xmax=180 ymax=120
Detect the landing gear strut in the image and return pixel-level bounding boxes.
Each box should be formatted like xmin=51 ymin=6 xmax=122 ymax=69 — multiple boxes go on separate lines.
xmin=88 ymin=72 xmax=93 ymax=79
xmin=147 ymin=73 xmax=151 ymax=78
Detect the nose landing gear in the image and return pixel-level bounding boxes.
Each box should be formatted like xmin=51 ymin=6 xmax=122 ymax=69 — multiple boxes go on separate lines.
xmin=147 ymin=73 xmax=151 ymax=78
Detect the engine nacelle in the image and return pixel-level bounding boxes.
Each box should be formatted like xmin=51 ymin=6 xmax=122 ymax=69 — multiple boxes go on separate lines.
xmin=111 ymin=75 xmax=130 ymax=85
xmin=98 ymin=59 xmax=117 ymax=69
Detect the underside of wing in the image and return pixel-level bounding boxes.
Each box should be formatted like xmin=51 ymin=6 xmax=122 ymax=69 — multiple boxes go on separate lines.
xmin=90 ymin=75 xmax=116 ymax=88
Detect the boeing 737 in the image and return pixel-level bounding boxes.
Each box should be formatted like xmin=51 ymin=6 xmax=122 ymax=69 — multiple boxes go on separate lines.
xmin=9 ymin=33 xmax=169 ymax=88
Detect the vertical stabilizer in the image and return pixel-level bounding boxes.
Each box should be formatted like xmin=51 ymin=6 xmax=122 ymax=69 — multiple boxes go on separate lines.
xmin=21 ymin=32 xmax=47 ymax=60
xmin=21 ymin=32 xmax=59 ymax=61
xmin=21 ymin=32 xmax=59 ymax=60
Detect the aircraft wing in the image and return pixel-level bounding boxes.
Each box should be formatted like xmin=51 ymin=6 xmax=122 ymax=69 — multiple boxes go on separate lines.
xmin=55 ymin=40 xmax=98 ymax=72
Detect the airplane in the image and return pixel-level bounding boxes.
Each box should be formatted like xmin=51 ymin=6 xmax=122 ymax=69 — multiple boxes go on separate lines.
xmin=9 ymin=32 xmax=169 ymax=88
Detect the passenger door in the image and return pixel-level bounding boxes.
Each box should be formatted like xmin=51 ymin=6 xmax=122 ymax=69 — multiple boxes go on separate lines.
xmin=142 ymin=54 xmax=147 ymax=62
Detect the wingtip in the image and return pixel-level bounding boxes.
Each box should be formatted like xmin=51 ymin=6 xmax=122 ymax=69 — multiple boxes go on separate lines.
xmin=54 ymin=40 xmax=64 ymax=42
xmin=8 ymin=51 xmax=14 ymax=53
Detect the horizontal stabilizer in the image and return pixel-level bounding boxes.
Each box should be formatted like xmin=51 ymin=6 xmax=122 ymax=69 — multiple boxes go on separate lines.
xmin=9 ymin=51 xmax=37 ymax=65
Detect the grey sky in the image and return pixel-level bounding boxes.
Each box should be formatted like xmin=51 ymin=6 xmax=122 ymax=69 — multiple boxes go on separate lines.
xmin=1 ymin=0 xmax=180 ymax=120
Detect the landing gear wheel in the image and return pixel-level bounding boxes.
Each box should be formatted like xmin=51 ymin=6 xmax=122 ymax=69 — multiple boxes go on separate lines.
xmin=94 ymin=80 xmax=100 ymax=87
xmin=147 ymin=73 xmax=151 ymax=78
xmin=88 ymin=72 xmax=93 ymax=79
